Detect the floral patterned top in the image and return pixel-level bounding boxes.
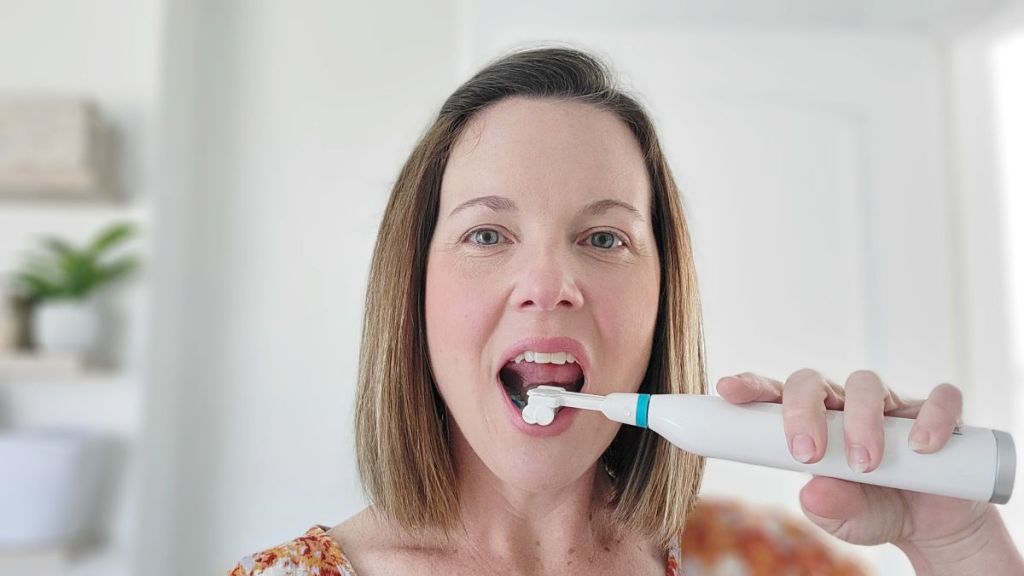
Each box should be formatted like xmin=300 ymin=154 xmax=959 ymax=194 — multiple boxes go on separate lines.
xmin=229 ymin=498 xmax=868 ymax=575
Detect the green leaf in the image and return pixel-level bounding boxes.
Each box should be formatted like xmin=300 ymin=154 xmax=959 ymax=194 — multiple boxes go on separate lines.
xmin=14 ymin=271 xmax=61 ymax=299
xmin=23 ymin=257 xmax=58 ymax=279
xmin=56 ymin=251 xmax=84 ymax=297
xmin=11 ymin=221 xmax=141 ymax=302
xmin=87 ymin=223 xmax=136 ymax=260
xmin=95 ymin=256 xmax=139 ymax=286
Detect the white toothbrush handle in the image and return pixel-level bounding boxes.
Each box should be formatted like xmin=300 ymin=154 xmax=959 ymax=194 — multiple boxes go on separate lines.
xmin=600 ymin=393 xmax=1015 ymax=504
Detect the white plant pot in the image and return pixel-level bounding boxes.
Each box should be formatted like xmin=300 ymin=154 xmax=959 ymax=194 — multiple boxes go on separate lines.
xmin=32 ymin=299 xmax=99 ymax=356
xmin=0 ymin=429 xmax=108 ymax=547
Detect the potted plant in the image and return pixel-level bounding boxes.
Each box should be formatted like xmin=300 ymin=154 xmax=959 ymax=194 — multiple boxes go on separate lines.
xmin=10 ymin=222 xmax=139 ymax=357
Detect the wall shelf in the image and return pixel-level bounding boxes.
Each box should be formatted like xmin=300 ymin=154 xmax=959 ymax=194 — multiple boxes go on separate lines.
xmin=0 ymin=351 xmax=91 ymax=380
xmin=0 ymin=354 xmax=137 ymax=434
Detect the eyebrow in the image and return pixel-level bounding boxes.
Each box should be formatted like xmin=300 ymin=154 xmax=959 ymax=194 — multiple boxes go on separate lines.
xmin=448 ymin=195 xmax=517 ymax=217
xmin=447 ymin=195 xmax=643 ymax=221
xmin=581 ymin=198 xmax=643 ymax=220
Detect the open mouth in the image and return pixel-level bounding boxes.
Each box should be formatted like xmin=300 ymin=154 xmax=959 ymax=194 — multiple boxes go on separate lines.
xmin=499 ymin=352 xmax=585 ymax=411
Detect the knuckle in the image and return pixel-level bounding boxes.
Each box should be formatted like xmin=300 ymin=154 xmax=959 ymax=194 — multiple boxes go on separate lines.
xmin=847 ymin=369 xmax=881 ymax=383
xmin=933 ymin=382 xmax=963 ymax=403
xmin=844 ymin=372 xmax=885 ymax=396
xmin=788 ymin=368 xmax=821 ymax=383
xmin=920 ymin=384 xmax=963 ymax=423
xmin=734 ymin=371 xmax=756 ymax=381
xmin=826 ymin=381 xmax=847 ymax=402
xmin=781 ymin=378 xmax=814 ymax=400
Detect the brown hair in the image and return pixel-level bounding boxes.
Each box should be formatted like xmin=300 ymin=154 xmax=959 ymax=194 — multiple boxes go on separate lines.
xmin=355 ymin=45 xmax=706 ymax=549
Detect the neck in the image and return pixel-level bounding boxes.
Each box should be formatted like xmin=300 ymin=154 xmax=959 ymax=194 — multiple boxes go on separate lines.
xmin=440 ymin=421 xmax=634 ymax=572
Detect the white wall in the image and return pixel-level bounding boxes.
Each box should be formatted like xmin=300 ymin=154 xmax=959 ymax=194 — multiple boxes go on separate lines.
xmin=142 ymin=1 xmax=462 ymax=573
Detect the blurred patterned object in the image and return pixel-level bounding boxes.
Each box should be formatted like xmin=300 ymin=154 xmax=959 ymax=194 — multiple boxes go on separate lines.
xmin=680 ymin=498 xmax=870 ymax=575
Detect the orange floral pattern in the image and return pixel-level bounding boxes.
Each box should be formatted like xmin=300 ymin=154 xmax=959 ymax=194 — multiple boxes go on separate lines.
xmin=679 ymin=499 xmax=868 ymax=575
xmin=229 ymin=498 xmax=868 ymax=575
xmin=228 ymin=526 xmax=357 ymax=576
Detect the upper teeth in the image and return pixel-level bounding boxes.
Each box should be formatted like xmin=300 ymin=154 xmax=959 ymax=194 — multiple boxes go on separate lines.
xmin=513 ymin=351 xmax=576 ymax=365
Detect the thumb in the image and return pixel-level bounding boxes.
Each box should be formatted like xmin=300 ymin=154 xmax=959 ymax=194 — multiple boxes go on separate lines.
xmin=799 ymin=476 xmax=908 ymax=546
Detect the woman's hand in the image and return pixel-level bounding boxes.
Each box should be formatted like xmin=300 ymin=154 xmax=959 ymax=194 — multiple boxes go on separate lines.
xmin=717 ymin=369 xmax=1023 ymax=574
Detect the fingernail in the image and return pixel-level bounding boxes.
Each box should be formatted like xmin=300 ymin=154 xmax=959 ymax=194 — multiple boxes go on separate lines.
xmin=910 ymin=428 xmax=930 ymax=452
xmin=792 ymin=434 xmax=815 ymax=463
xmin=848 ymin=445 xmax=870 ymax=473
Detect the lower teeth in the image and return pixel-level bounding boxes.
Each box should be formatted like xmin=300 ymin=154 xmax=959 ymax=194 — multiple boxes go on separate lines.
xmin=506 ymin=387 xmax=527 ymax=409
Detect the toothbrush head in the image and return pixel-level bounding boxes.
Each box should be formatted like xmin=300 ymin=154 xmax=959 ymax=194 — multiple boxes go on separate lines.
xmin=522 ymin=385 xmax=565 ymax=426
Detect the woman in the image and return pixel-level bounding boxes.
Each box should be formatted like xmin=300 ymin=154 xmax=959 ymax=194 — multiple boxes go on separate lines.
xmin=230 ymin=47 xmax=1023 ymax=575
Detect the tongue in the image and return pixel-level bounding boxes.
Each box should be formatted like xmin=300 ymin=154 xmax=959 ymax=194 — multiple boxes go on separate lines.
xmin=500 ymin=361 xmax=584 ymax=393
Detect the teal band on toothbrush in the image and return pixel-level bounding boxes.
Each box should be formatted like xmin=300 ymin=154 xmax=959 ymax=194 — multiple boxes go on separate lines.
xmin=636 ymin=393 xmax=651 ymax=428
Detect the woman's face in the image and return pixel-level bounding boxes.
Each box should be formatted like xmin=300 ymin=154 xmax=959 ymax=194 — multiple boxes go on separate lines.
xmin=425 ymin=97 xmax=660 ymax=490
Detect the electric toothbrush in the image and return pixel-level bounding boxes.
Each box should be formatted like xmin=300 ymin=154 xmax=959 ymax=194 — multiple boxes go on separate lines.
xmin=523 ymin=385 xmax=1016 ymax=504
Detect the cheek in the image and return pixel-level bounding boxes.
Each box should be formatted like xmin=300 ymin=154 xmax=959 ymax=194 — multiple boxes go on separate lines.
xmin=589 ymin=264 xmax=660 ymax=386
xmin=594 ymin=262 xmax=659 ymax=325
xmin=425 ymin=254 xmax=501 ymax=393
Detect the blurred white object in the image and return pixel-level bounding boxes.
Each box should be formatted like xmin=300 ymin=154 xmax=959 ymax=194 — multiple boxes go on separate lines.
xmin=0 ymin=97 xmax=111 ymax=197
xmin=32 ymin=300 xmax=98 ymax=357
xmin=0 ymin=429 xmax=107 ymax=547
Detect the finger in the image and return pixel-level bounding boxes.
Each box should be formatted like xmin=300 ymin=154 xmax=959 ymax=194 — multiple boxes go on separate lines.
xmin=874 ymin=382 xmax=926 ymax=418
xmin=883 ymin=394 xmax=927 ymax=419
xmin=821 ymin=378 xmax=847 ymax=410
xmin=782 ymin=369 xmax=837 ymax=464
xmin=843 ymin=370 xmax=893 ymax=474
xmin=907 ymin=383 xmax=963 ymax=453
xmin=715 ymin=372 xmax=783 ymax=403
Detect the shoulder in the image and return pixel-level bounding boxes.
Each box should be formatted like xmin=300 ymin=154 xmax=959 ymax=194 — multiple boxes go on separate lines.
xmin=680 ymin=497 xmax=868 ymax=575
xmin=228 ymin=526 xmax=357 ymax=576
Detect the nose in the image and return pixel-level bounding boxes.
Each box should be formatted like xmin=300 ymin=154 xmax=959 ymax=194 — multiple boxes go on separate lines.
xmin=510 ymin=249 xmax=584 ymax=311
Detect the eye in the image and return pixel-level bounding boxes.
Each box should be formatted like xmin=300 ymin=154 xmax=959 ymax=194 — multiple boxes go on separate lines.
xmin=467 ymin=228 xmax=503 ymax=246
xmin=588 ymin=231 xmax=624 ymax=250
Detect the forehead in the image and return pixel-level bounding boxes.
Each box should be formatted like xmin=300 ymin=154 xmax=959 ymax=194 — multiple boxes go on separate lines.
xmin=440 ymin=97 xmax=650 ymax=212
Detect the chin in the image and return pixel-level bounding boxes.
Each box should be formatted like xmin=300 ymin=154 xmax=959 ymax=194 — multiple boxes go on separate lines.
xmin=486 ymin=444 xmax=601 ymax=491
xmin=497 ymin=466 xmax=588 ymax=494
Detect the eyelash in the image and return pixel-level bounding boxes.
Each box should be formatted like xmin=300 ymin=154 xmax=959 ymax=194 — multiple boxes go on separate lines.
xmin=462 ymin=227 xmax=629 ymax=251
